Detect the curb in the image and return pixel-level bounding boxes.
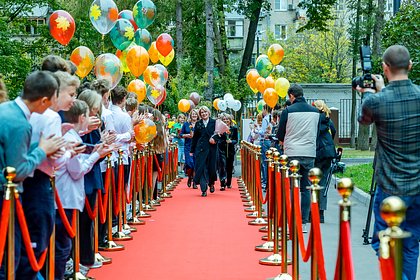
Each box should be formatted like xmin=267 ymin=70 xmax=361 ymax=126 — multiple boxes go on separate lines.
xmin=352 ymin=186 xmax=371 ymax=207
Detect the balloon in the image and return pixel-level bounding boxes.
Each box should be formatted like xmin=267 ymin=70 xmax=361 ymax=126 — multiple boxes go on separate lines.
xmin=213 ymin=98 xmax=220 ymax=111
xmin=267 ymin=43 xmax=285 ymax=65
xmin=134 ymin=28 xmax=152 ymax=50
xmin=110 ymin=19 xmax=134 ymax=50
xmin=189 ymin=92 xmax=200 ymax=105
xmin=256 ymin=55 xmax=273 ymax=78
xmin=256 ymin=77 xmax=266 ymax=94
xmin=265 ymin=76 xmax=275 ymax=89
xmin=148 ymin=41 xmax=159 ymax=63
xmin=256 ymin=100 xmax=265 ymax=113
xmin=275 ymin=77 xmax=290 ymax=98
xmin=48 ymin=10 xmax=75 ymax=46
xmin=89 ymin=0 xmax=118 ymax=35
xmin=134 ymin=118 xmax=157 ymax=144
xmin=94 ymin=53 xmax=122 ymax=89
xmin=154 ymin=64 xmax=168 ymax=86
xmin=178 ymin=99 xmax=190 ymax=113
xmin=232 ymin=100 xmax=242 ymax=112
xmin=188 ymin=100 xmax=195 ymax=111
xmin=263 ymin=88 xmax=279 ymax=109
xmin=127 ymin=79 xmax=146 ymax=103
xmin=246 ymin=69 xmax=260 ymax=91
xmin=226 ymin=99 xmax=235 ymax=109
xmin=156 ymin=89 xmax=167 ymax=106
xmin=149 ymin=65 xmax=165 ymax=87
xmin=156 ymin=33 xmax=174 ymax=57
xmin=142 ymin=65 xmax=154 ymax=85
xmin=158 ymin=49 xmax=175 ymax=66
xmin=146 ymin=85 xmax=165 ymax=106
xmin=133 ymin=0 xmax=156 ymax=29
xmin=116 ymin=47 xmax=131 ymax=73
xmin=217 ymin=100 xmax=227 ymax=111
xmin=70 ymin=46 xmax=94 ymax=78
xmin=118 ymin=10 xmax=138 ymax=30
xmin=223 ymin=93 xmax=234 ymax=101
xmin=126 ymin=45 xmax=150 ymax=77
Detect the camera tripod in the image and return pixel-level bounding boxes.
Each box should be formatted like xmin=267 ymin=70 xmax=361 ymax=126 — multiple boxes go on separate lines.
xmin=362 ymin=173 xmax=376 ymax=245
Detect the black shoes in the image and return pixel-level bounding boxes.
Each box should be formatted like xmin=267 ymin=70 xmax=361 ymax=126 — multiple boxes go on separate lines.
xmin=187 ymin=177 xmax=192 ymax=188
xmin=193 ymin=183 xmax=198 ymax=189
xmin=220 ymin=187 xmax=225 ymax=191
xmin=226 ymin=185 xmax=232 ymax=189
xmin=209 ymin=185 xmax=215 ymax=193
xmin=201 ymin=192 xmax=207 ymax=197
xmin=220 ymin=180 xmax=226 ymax=191
xmin=320 ymin=210 xmax=325 ymax=223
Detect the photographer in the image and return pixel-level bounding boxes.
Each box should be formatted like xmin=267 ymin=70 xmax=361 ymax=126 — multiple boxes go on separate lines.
xmin=356 ymin=45 xmax=420 ymax=280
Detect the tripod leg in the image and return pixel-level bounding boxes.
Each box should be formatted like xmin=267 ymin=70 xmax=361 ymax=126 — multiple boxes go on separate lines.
xmin=362 ymin=174 xmax=376 ymax=245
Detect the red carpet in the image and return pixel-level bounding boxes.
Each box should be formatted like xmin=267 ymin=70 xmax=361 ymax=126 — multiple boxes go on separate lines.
xmin=89 ymin=179 xmax=283 ymax=279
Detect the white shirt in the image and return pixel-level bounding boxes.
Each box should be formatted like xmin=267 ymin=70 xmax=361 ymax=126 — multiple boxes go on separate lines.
xmin=30 ymin=109 xmax=71 ymax=177
xmin=55 ymin=129 xmax=100 ymax=211
xmin=100 ymin=105 xmax=116 ymax=172
xmin=110 ymin=104 xmax=132 ymax=165
xmin=203 ymin=119 xmax=209 ymax=127
xmin=15 ymin=96 xmax=31 ymax=121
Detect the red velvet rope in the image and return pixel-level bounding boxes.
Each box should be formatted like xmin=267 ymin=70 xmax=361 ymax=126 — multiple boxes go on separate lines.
xmin=310 ymin=201 xmax=327 ymax=280
xmin=379 ymin=257 xmax=395 ymax=280
xmin=55 ymin=190 xmax=77 ymax=238
xmin=293 ymin=187 xmax=310 ymax=260
xmin=334 ymin=220 xmax=355 ymax=280
xmin=174 ymin=148 xmax=178 ymax=172
xmin=136 ymin=156 xmax=141 ymax=192
xmin=159 ymin=158 xmax=165 ymax=182
xmin=126 ymin=157 xmax=136 ymax=204
xmin=84 ymin=196 xmax=97 ymax=220
xmin=0 ymin=199 xmax=10 ymax=267
xmin=15 ymin=195 xmax=48 ymax=272
xmin=255 ymin=158 xmax=264 ymax=204
xmin=275 ymin=169 xmax=282 ymax=224
xmin=98 ymin=167 xmax=111 ymax=224
xmin=282 ymin=177 xmax=292 ymax=240
xmin=113 ymin=163 xmax=124 ymax=216
xmin=154 ymin=154 xmax=163 ymax=181
xmin=148 ymin=154 xmax=153 ymax=189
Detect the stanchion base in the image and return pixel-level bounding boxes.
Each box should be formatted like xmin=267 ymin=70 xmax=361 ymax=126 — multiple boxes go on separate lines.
xmin=259 ymin=254 xmax=292 ymax=266
xmin=259 ymin=226 xmax=268 ymax=232
xmin=248 ymin=218 xmax=268 ymax=226
xmin=123 ymin=223 xmax=137 ymax=232
xmin=160 ymin=192 xmax=173 ymax=198
xmin=143 ymin=205 xmax=156 ymax=212
xmin=243 ymin=202 xmax=253 ymax=207
xmin=255 ymin=241 xmax=281 ymax=252
xmin=69 ymin=272 xmax=93 ymax=280
xmin=95 ymin=253 xmax=112 ymax=265
xmin=266 ymin=273 xmax=293 ymax=280
xmin=262 ymin=234 xmax=283 ymax=241
xmin=128 ymin=217 xmax=146 ymax=225
xmin=137 ymin=211 xmax=152 ymax=218
xmin=244 ymin=206 xmax=256 ymax=212
xmin=113 ymin=232 xmax=133 ymax=241
xmin=150 ymin=200 xmax=161 ymax=207
xmin=98 ymin=240 xmax=125 ymax=251
xmin=240 ymin=194 xmax=250 ymax=199
xmin=156 ymin=197 xmax=165 ymax=202
xmin=246 ymin=212 xmax=266 ymax=219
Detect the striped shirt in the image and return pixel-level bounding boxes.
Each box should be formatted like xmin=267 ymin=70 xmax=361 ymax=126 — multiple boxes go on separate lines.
xmin=358 ymin=79 xmax=420 ymax=196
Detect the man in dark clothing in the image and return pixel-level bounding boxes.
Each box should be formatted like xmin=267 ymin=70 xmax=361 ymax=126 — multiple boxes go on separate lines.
xmin=276 ymin=84 xmax=319 ymax=231
xmin=357 ymin=45 xmax=420 ymax=280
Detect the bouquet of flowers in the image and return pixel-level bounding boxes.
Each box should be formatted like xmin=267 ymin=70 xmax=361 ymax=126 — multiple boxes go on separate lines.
xmin=214 ymin=119 xmax=230 ymax=135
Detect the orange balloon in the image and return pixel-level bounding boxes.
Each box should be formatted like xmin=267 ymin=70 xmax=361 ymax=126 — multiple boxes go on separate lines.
xmin=263 ymin=88 xmax=279 ymax=109
xmin=213 ymin=98 xmax=220 ymax=110
xmin=265 ymin=76 xmax=275 ymax=89
xmin=267 ymin=44 xmax=285 ymax=65
xmin=178 ymin=99 xmax=190 ymax=113
xmin=246 ymin=69 xmax=260 ymax=90
xmin=134 ymin=119 xmax=157 ymax=144
xmin=127 ymin=79 xmax=146 ymax=103
xmin=148 ymin=41 xmax=159 ymax=64
xmin=256 ymin=77 xmax=266 ymax=94
xmin=126 ymin=45 xmax=149 ymax=77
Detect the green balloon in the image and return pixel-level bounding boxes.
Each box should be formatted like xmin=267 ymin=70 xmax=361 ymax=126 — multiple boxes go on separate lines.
xmin=257 ymin=100 xmax=266 ymax=113
xmin=256 ymin=55 xmax=273 ymax=78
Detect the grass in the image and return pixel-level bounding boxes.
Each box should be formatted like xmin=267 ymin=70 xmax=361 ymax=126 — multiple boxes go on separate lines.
xmin=337 ymin=163 xmax=373 ymax=193
xmin=340 ymin=148 xmax=375 ymax=159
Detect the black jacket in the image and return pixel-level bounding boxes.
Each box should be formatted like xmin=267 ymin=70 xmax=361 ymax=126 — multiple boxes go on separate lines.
xmin=316 ymin=113 xmax=336 ymax=160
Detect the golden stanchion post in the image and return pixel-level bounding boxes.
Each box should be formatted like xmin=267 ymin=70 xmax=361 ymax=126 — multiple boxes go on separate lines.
xmin=4 ymin=167 xmax=16 ymax=280
xmin=244 ymin=144 xmax=256 ymax=212
xmin=249 ymin=146 xmax=268 ymax=226
xmin=160 ymin=148 xmax=172 ymax=199
xmin=114 ymin=150 xmax=133 ymax=241
xmin=46 ymin=175 xmax=56 ymax=279
xmin=143 ymin=145 xmax=156 ymax=212
xmin=136 ymin=150 xmax=152 ymax=218
xmin=94 ymin=206 xmax=112 ymax=265
xmin=101 ymin=155 xmax=124 ymax=251
xmin=259 ymin=152 xmax=282 ymax=266
xmin=290 ymin=160 xmax=301 ymax=279
xmin=308 ymin=168 xmax=323 ymax=280
xmin=72 ymin=211 xmax=90 ymax=280
xmin=379 ymin=196 xmax=411 ymax=280
xmin=165 ymin=144 xmax=174 ymax=192
xmin=255 ymin=150 xmax=277 ymax=252
xmin=128 ymin=149 xmax=146 ymax=225
xmin=335 ymin=178 xmax=354 ymax=279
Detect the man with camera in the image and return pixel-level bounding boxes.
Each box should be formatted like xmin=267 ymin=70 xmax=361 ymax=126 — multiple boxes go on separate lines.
xmin=356 ymin=45 xmax=420 ymax=280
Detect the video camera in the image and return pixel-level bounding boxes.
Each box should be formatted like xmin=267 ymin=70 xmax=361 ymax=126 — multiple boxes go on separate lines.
xmin=352 ymin=45 xmax=376 ymax=89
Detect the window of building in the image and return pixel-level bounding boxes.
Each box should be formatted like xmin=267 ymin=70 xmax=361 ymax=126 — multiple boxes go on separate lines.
xmin=274 ymin=0 xmax=288 ymax=11
xmin=274 ymin=24 xmax=287 ymax=40
xmin=385 ymin=0 xmax=393 ymax=12
xmin=24 ymin=18 xmax=46 ymax=35
xmin=226 ymin=20 xmax=243 ymax=38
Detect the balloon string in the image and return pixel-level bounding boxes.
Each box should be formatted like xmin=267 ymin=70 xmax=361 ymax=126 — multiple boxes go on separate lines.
xmin=102 ymin=35 xmax=105 ymax=53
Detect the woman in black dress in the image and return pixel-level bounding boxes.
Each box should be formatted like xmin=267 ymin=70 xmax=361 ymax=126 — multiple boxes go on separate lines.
xmin=180 ymin=109 xmax=199 ymax=188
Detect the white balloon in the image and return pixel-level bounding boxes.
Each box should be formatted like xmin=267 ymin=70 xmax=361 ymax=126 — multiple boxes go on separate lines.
xmin=223 ymin=93 xmax=234 ymax=101
xmin=218 ymin=99 xmax=228 ymax=111
xmin=226 ymin=99 xmax=235 ymax=109
xmin=232 ymin=100 xmax=242 ymax=112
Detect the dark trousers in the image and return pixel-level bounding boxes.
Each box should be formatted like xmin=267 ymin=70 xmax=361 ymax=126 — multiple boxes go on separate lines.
xmin=55 ymin=209 xmax=73 ymax=280
xmin=315 ymin=158 xmax=333 ymax=211
xmin=79 ymin=192 xmax=97 ymax=265
xmin=15 ymin=171 xmax=54 ymax=280
xmin=0 ymin=194 xmax=22 ymax=280
xmin=98 ymin=172 xmax=108 ymax=246
xmin=226 ymin=154 xmax=235 ymax=187
xmin=113 ymin=164 xmax=130 ymax=227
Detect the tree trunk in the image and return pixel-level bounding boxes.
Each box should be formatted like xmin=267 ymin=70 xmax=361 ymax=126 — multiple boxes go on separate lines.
xmin=217 ymin=0 xmax=228 ymax=69
xmin=213 ymin=18 xmax=225 ymax=75
xmin=205 ymin=0 xmax=215 ymax=101
xmin=176 ymin=0 xmax=183 ymax=72
xmin=372 ymin=0 xmax=385 ymax=56
xmin=237 ymin=0 xmax=263 ymax=81
xmin=350 ymin=0 xmax=362 ymax=148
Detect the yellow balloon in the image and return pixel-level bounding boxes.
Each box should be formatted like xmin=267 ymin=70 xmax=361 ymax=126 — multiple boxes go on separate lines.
xmin=275 ymin=77 xmax=290 ymax=98
xmin=213 ymin=98 xmax=220 ymax=110
xmin=148 ymin=41 xmax=159 ymax=64
xmin=267 ymin=44 xmax=285 ymax=65
xmin=265 ymin=75 xmax=275 ymax=89
xmin=263 ymin=88 xmax=279 ymax=109
xmin=158 ymin=49 xmax=175 ymax=66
